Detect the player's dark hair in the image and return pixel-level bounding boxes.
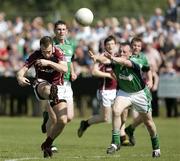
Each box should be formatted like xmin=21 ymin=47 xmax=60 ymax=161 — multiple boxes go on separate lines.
xmin=130 ymin=37 xmax=143 ymax=45
xmin=104 ymin=35 xmax=116 ymax=46
xmin=119 ymin=42 xmax=132 ymax=52
xmin=40 ymin=36 xmax=53 ymax=48
xmin=120 ymin=42 xmax=131 ymax=47
xmin=54 ymin=20 xmax=67 ymax=29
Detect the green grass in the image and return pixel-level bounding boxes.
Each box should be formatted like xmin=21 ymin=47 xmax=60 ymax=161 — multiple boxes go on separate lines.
xmin=0 ymin=117 xmax=180 ymax=161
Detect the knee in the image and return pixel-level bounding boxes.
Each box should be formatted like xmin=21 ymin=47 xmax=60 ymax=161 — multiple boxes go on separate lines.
xmin=41 ymin=85 xmax=50 ymax=94
xmin=144 ymin=119 xmax=154 ymax=129
xmin=67 ymin=115 xmax=74 ymax=123
xmin=113 ymin=107 xmax=121 ymax=117
xmin=50 ymin=116 xmax=57 ymax=125
xmin=103 ymin=116 xmax=110 ymax=123
xmin=102 ymin=112 xmax=111 ymax=122
xmin=121 ymin=117 xmax=126 ymax=125
xmin=57 ymin=116 xmax=68 ymax=125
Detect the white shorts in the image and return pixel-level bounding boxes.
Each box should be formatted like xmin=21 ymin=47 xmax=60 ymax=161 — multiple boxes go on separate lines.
xmin=63 ymin=80 xmax=73 ymax=102
xmin=97 ymin=89 xmax=116 ymax=108
xmin=33 ymin=79 xmax=66 ymax=101
xmin=116 ymin=88 xmax=152 ymax=113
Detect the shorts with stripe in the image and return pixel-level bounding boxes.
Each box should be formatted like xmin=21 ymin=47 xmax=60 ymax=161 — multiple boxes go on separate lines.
xmin=116 ymin=87 xmax=152 ymax=113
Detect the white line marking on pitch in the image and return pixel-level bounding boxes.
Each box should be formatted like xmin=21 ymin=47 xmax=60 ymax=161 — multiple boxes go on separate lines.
xmin=4 ymin=155 xmax=121 ymax=161
xmin=4 ymin=153 xmax=180 ymax=161
xmin=4 ymin=157 xmax=42 ymax=161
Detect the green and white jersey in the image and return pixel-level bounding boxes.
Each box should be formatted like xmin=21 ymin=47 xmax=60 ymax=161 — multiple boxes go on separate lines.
xmin=53 ymin=38 xmax=74 ymax=81
xmin=114 ymin=52 xmax=150 ymax=93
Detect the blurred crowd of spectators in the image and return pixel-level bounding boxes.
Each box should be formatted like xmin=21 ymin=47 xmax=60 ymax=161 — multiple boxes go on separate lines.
xmin=0 ymin=0 xmax=180 ymax=117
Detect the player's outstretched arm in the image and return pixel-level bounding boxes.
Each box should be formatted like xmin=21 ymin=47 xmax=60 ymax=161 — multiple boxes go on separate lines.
xmin=92 ymin=63 xmax=115 ymax=79
xmin=107 ymin=53 xmax=132 ymax=67
xmin=88 ymin=50 xmax=111 ymax=64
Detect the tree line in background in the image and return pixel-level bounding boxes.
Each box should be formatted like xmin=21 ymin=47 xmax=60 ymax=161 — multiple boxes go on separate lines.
xmin=0 ymin=0 xmax=167 ymax=23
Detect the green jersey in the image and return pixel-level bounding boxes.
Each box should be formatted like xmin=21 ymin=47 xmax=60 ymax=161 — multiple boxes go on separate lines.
xmin=53 ymin=38 xmax=74 ymax=81
xmin=114 ymin=53 xmax=150 ymax=93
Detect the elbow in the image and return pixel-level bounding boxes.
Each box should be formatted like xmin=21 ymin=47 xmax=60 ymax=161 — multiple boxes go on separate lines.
xmin=92 ymin=70 xmax=96 ymax=76
xmin=92 ymin=69 xmax=98 ymax=76
xmin=61 ymin=63 xmax=68 ymax=73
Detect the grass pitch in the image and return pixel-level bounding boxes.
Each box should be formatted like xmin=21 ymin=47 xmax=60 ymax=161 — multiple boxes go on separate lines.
xmin=0 ymin=117 xmax=180 ymax=161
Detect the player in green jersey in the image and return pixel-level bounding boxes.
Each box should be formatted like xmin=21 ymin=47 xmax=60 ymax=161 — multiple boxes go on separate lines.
xmin=53 ymin=20 xmax=77 ymax=123
xmin=89 ymin=40 xmax=160 ymax=158
xmin=41 ymin=20 xmax=77 ymax=153
xmin=116 ymin=37 xmax=153 ymax=147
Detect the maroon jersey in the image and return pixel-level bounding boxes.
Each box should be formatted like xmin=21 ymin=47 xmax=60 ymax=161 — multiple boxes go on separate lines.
xmin=98 ymin=63 xmax=117 ymax=90
xmin=24 ymin=47 xmax=65 ymax=85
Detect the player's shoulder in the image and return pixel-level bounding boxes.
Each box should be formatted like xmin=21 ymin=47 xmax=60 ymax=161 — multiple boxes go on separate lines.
xmin=131 ymin=52 xmax=146 ymax=60
xmin=138 ymin=52 xmax=147 ymax=59
xmin=54 ymin=46 xmax=64 ymax=57
xmin=64 ymin=39 xmax=72 ymax=45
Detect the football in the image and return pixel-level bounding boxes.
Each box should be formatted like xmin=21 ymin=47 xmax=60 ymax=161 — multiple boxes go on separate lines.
xmin=75 ymin=8 xmax=94 ymax=26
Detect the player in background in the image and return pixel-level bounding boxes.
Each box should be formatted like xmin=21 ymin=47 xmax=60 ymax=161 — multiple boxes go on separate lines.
xmin=77 ymin=35 xmax=130 ymax=146
xmin=89 ymin=41 xmax=160 ymax=157
xmin=53 ymin=20 xmax=77 ymax=122
xmin=41 ymin=20 xmax=77 ymax=151
xmin=16 ymin=36 xmax=68 ymax=158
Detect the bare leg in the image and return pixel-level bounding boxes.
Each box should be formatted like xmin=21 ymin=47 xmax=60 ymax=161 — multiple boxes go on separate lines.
xmin=140 ymin=112 xmax=157 ymax=137
xmin=67 ymin=99 xmax=74 ymax=122
xmin=113 ymin=97 xmax=131 ymax=131
xmin=77 ymin=105 xmax=111 ymax=138
xmin=46 ymin=104 xmax=57 ymax=136
xmin=139 ymin=111 xmax=160 ymax=156
xmin=131 ymin=113 xmax=143 ymax=129
xmin=49 ymin=102 xmax=67 ymax=139
xmin=88 ymin=106 xmax=111 ymax=124
xmin=107 ymin=96 xmax=131 ymax=154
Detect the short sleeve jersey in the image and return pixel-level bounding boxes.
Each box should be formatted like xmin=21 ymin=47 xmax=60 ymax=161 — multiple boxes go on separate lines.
xmin=53 ymin=38 xmax=74 ymax=81
xmin=24 ymin=47 xmax=65 ymax=85
xmin=98 ymin=52 xmax=117 ymax=91
xmin=114 ymin=53 xmax=150 ymax=93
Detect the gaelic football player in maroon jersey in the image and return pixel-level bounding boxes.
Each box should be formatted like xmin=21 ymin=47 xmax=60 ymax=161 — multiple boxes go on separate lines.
xmin=17 ymin=36 xmax=68 ymax=158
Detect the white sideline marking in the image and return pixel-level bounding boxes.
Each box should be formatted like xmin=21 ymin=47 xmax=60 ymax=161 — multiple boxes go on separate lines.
xmin=4 ymin=153 xmax=180 ymax=161
xmin=4 ymin=155 xmax=121 ymax=161
xmin=5 ymin=157 xmax=42 ymax=161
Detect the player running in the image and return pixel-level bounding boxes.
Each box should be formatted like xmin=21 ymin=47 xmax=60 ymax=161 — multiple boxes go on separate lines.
xmin=89 ymin=40 xmax=161 ymax=158
xmin=78 ymin=35 xmax=130 ymax=146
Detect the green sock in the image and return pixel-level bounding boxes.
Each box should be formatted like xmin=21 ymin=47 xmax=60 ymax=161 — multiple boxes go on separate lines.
xmin=151 ymin=135 xmax=160 ymax=150
xmin=43 ymin=111 xmax=49 ymax=124
xmin=112 ymin=129 xmax=120 ymax=145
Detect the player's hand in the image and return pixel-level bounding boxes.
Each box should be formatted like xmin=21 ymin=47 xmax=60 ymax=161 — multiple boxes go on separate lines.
xmin=111 ymin=72 xmax=117 ymax=80
xmin=17 ymin=77 xmax=31 ymax=86
xmin=71 ymin=72 xmax=77 ymax=81
xmin=104 ymin=52 xmax=112 ymax=59
xmin=35 ymin=59 xmax=49 ymax=67
xmin=146 ymin=80 xmax=153 ymax=89
xmin=88 ymin=50 xmax=96 ymax=62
